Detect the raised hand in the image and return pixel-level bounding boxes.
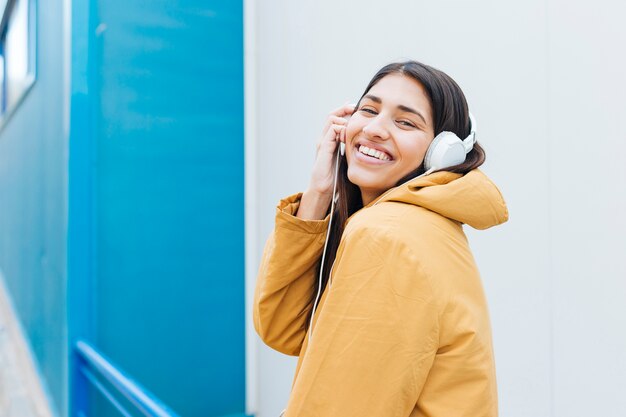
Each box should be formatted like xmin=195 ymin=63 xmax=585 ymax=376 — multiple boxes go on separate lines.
xmin=296 ymin=103 xmax=355 ymax=220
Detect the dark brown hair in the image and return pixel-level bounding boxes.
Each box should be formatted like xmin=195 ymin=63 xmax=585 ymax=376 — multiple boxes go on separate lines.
xmin=316 ymin=60 xmax=486 ymax=302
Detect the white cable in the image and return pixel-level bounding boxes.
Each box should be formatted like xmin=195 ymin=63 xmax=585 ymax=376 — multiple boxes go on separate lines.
xmin=308 ymin=145 xmax=341 ymax=343
xmin=307 ymin=152 xmax=433 ymax=342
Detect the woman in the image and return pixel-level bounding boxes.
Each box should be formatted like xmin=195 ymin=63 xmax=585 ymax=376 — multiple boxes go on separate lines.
xmin=253 ymin=61 xmax=508 ymax=417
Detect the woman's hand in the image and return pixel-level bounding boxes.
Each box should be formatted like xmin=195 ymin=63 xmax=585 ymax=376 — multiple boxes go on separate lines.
xmin=297 ymin=104 xmax=355 ymax=220
xmin=310 ymin=103 xmax=354 ymax=195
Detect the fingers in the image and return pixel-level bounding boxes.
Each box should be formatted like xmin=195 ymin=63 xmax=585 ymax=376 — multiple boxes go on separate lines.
xmin=322 ymin=104 xmax=355 ymax=133
xmin=330 ymin=123 xmax=345 ymax=138
xmin=321 ymin=115 xmax=349 ymax=137
xmin=316 ymin=123 xmax=346 ymax=153
xmin=317 ymin=103 xmax=355 ymax=153
xmin=330 ymin=103 xmax=356 ymax=118
xmin=329 ymin=123 xmax=347 ymax=150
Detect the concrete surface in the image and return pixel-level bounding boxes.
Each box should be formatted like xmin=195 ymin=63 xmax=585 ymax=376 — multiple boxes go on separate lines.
xmin=0 ymin=277 xmax=54 ymax=417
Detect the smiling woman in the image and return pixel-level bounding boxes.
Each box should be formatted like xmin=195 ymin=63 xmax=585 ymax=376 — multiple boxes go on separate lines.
xmin=346 ymin=74 xmax=436 ymax=205
xmin=253 ymin=60 xmax=508 ymax=417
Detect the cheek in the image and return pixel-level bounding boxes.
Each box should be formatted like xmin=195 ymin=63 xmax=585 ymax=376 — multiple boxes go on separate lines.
xmin=344 ymin=117 xmax=363 ymax=143
xmin=345 ymin=125 xmax=357 ymax=144
xmin=398 ymin=137 xmax=432 ymax=164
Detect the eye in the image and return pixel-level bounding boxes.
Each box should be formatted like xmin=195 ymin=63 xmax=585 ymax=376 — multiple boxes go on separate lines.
xmin=359 ymin=107 xmax=378 ymax=115
xmin=398 ymin=120 xmax=416 ymax=128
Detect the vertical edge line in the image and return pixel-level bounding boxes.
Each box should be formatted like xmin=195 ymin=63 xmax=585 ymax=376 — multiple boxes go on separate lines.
xmin=62 ymin=0 xmax=72 ymax=414
xmin=67 ymin=0 xmax=94 ymax=415
xmin=544 ymin=0 xmax=555 ymax=414
xmin=244 ymin=0 xmax=259 ymax=414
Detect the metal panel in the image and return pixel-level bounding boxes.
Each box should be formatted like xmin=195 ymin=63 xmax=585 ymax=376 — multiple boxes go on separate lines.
xmin=88 ymin=1 xmax=245 ymax=416
xmin=0 ymin=0 xmax=67 ymax=413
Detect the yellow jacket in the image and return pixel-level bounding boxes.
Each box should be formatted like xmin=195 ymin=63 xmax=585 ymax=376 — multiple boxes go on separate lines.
xmin=253 ymin=169 xmax=509 ymax=417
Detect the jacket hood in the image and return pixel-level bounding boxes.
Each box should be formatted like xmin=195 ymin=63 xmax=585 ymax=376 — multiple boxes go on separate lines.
xmin=367 ymin=169 xmax=509 ymax=230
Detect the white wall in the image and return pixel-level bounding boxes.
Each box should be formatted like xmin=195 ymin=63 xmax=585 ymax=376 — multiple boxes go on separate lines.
xmin=246 ymin=1 xmax=626 ymax=416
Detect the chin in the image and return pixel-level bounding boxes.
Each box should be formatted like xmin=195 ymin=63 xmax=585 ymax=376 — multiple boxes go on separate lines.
xmin=347 ymin=167 xmax=388 ymax=192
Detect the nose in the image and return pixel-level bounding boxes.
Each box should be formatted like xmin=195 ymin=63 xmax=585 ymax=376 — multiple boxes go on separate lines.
xmin=362 ymin=115 xmax=390 ymax=141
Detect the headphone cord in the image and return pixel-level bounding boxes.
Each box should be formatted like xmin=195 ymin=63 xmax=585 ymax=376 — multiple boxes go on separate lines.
xmin=308 ymin=146 xmax=341 ymax=343
xmin=307 ymin=149 xmax=433 ymax=342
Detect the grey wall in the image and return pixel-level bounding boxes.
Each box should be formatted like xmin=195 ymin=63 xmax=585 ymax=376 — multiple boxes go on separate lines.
xmin=247 ymin=0 xmax=626 ymax=416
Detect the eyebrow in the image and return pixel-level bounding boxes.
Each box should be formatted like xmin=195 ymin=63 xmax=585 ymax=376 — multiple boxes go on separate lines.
xmin=362 ymin=94 xmax=428 ymax=125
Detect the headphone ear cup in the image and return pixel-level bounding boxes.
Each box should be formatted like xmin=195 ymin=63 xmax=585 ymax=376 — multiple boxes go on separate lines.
xmin=424 ymin=131 xmax=467 ymax=172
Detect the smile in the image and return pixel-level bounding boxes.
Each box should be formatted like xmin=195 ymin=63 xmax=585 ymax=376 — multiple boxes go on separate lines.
xmin=357 ymin=145 xmax=392 ymax=161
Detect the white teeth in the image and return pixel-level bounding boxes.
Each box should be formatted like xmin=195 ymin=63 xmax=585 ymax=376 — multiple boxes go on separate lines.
xmin=358 ymin=145 xmax=390 ymax=161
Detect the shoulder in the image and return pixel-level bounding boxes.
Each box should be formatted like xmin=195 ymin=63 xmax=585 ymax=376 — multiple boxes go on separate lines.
xmin=342 ymin=203 xmax=410 ymax=252
xmin=339 ymin=202 xmax=467 ymax=303
xmin=345 ymin=201 xmax=461 ymax=248
xmin=336 ymin=203 xmax=438 ymax=299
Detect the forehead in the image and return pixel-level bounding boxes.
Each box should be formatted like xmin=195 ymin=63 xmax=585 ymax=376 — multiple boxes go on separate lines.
xmin=367 ymin=74 xmax=431 ymax=114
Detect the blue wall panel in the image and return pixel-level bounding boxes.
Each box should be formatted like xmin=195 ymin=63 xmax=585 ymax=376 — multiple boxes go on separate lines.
xmin=0 ymin=1 xmax=245 ymax=415
xmin=0 ymin=0 xmax=67 ymax=414
xmin=88 ymin=1 xmax=245 ymax=416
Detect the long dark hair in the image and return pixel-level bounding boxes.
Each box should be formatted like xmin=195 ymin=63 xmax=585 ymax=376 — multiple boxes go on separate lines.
xmin=316 ymin=60 xmax=486 ymax=302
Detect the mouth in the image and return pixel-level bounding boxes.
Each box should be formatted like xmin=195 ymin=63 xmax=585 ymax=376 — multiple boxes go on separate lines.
xmin=354 ymin=142 xmax=393 ymax=162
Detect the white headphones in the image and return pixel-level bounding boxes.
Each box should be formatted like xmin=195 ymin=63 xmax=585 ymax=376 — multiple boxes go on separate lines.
xmin=423 ymin=113 xmax=477 ymax=172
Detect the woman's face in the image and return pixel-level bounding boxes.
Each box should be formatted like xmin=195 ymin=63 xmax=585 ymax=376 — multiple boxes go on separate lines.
xmin=345 ymin=73 xmax=435 ymax=205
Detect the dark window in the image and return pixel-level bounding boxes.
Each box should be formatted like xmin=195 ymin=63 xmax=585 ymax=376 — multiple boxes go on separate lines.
xmin=0 ymin=0 xmax=35 ymax=124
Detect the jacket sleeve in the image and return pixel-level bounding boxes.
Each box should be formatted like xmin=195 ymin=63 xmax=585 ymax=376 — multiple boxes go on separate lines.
xmin=253 ymin=193 xmax=330 ymax=356
xmin=285 ymin=224 xmax=440 ymax=417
